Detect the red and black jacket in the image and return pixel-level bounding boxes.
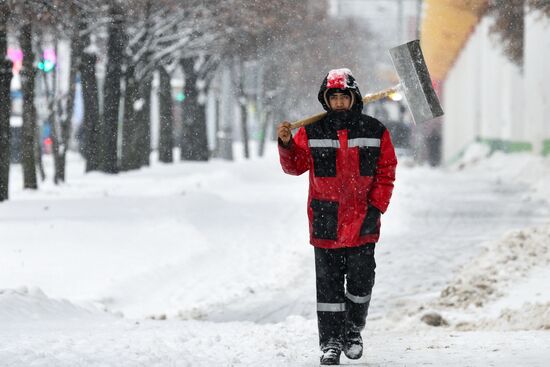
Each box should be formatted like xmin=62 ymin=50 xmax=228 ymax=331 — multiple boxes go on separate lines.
xmin=278 ymin=109 xmax=397 ymax=249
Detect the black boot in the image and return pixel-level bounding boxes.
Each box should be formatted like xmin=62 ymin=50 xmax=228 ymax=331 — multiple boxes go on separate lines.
xmin=343 ymin=329 xmax=363 ymax=359
xmin=320 ymin=346 xmax=341 ymax=365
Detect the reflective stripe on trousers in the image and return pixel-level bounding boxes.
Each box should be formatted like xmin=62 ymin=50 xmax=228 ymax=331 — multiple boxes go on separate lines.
xmin=314 ymin=244 xmax=376 ymax=350
xmin=317 ymin=302 xmax=346 ymax=312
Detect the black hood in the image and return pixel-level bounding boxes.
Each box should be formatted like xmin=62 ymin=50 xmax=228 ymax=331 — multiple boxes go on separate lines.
xmin=317 ymin=69 xmax=363 ymax=113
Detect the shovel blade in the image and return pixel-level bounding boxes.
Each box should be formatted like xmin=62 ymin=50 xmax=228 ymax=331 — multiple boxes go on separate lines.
xmin=389 ymin=40 xmax=444 ymax=124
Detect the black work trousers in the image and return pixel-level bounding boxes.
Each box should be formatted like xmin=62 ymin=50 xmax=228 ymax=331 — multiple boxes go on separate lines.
xmin=314 ymin=244 xmax=376 ymax=350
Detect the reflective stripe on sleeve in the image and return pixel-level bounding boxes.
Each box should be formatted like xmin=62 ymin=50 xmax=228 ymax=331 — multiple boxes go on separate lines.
xmin=308 ymin=139 xmax=341 ymax=148
xmin=317 ymin=302 xmax=346 ymax=312
xmin=348 ymin=138 xmax=380 ymax=148
xmin=345 ymin=292 xmax=371 ymax=304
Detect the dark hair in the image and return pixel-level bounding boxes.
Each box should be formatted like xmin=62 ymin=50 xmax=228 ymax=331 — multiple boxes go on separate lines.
xmin=326 ymin=88 xmax=352 ymax=98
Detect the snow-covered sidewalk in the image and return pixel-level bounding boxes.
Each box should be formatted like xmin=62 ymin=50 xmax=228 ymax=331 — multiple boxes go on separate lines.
xmin=1 ymin=145 xmax=549 ymax=366
xmin=2 ymin=310 xmax=549 ymax=366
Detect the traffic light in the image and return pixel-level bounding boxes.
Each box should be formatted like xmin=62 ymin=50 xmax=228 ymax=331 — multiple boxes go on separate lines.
xmin=38 ymin=59 xmax=55 ymax=73
xmin=38 ymin=49 xmax=56 ymax=73
xmin=176 ymin=91 xmax=186 ymax=102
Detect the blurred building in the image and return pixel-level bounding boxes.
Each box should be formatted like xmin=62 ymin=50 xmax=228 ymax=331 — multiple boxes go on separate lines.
xmin=420 ymin=0 xmax=550 ymax=164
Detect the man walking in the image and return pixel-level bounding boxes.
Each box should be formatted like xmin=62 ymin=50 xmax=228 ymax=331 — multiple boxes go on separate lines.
xmin=277 ymin=68 xmax=397 ymax=365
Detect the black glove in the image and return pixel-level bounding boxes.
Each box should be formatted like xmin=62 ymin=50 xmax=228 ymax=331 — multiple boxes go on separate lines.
xmin=360 ymin=206 xmax=381 ymax=236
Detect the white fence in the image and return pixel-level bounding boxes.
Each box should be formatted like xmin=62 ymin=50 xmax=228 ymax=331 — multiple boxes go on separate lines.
xmin=442 ymin=10 xmax=550 ymax=163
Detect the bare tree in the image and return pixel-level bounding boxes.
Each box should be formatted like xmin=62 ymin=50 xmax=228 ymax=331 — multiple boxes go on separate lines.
xmin=527 ymin=0 xmax=550 ymax=16
xmin=121 ymin=1 xmax=206 ymax=168
xmin=488 ymin=0 xmax=550 ymax=68
xmin=235 ymin=57 xmax=249 ymax=159
xmin=0 ymin=0 xmax=13 ymax=201
xmin=158 ymin=64 xmax=174 ymax=163
xmin=488 ymin=0 xmax=525 ymax=67
xmin=48 ymin=3 xmax=81 ymax=183
xmin=19 ymin=0 xmax=38 ymax=189
xmin=80 ymin=20 xmax=102 ymax=172
xmin=55 ymin=7 xmax=80 ymax=183
xmin=2 ymin=0 xmax=375 ymax=198
xmin=100 ymin=0 xmax=126 ymax=173
xmin=121 ymin=0 xmax=156 ymax=171
xmin=180 ymin=55 xmax=210 ymax=161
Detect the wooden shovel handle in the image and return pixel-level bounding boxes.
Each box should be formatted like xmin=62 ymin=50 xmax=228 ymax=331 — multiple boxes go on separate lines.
xmin=290 ymin=86 xmax=399 ymax=130
xmin=362 ymin=86 xmax=400 ymax=104
xmin=289 ymin=111 xmax=327 ymax=130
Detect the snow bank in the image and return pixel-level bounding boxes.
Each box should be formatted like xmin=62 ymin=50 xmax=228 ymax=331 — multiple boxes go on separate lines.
xmin=454 ymin=149 xmax=550 ymax=203
xmin=399 ymin=151 xmax=550 ymax=332
xmin=424 ymin=224 xmax=550 ymax=331
xmin=0 ymin=287 xmax=116 ymax=323
xmin=453 ymin=142 xmax=491 ymax=168
xmin=467 ymin=303 xmax=550 ymax=331
xmin=438 ymin=226 xmax=550 ymax=309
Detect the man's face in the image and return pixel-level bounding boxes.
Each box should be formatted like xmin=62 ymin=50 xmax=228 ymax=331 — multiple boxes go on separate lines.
xmin=328 ymin=92 xmax=352 ymax=111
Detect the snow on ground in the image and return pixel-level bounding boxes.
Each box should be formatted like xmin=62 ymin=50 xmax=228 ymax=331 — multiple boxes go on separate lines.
xmin=431 ymin=225 xmax=550 ymax=329
xmin=1 ymin=143 xmax=550 ymax=366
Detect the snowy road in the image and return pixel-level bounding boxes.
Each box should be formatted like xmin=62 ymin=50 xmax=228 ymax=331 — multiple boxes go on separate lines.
xmin=2 ymin=315 xmax=550 ymax=366
xmin=206 ymin=158 xmax=549 ymax=324
xmin=1 ymin=147 xmax=550 ymax=366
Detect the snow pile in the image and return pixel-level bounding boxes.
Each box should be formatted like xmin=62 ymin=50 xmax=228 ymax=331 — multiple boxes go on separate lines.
xmin=462 ymin=150 xmax=550 ymax=203
xmin=438 ymin=226 xmax=550 ymax=308
xmin=432 ymin=224 xmax=550 ymax=330
xmin=451 ymin=145 xmax=550 ymax=205
xmin=1 ymin=150 xmax=311 ymax=321
xmin=390 ymin=150 xmax=550 ymax=333
xmin=494 ymin=153 xmax=550 ymax=203
xmin=0 ymin=286 xmax=115 ymax=323
xmin=467 ymin=303 xmax=550 ymax=331
xmin=453 ymin=141 xmax=492 ymax=169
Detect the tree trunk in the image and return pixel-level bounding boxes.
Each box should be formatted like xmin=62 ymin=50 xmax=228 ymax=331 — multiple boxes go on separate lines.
xmin=120 ymin=66 xmax=152 ymax=171
xmin=137 ymin=0 xmax=153 ymax=168
xmin=100 ymin=3 xmax=125 ymax=173
xmin=180 ymin=57 xmax=208 ymax=161
xmin=41 ymin=65 xmax=61 ymax=183
xmin=121 ymin=0 xmax=152 ymax=170
xmin=34 ymin=116 xmax=45 ymax=182
xmin=77 ymin=18 xmax=101 ymax=173
xmin=258 ymin=109 xmax=271 ymax=157
xmin=19 ymin=18 xmax=38 ymax=189
xmin=158 ymin=66 xmax=173 ymax=163
xmin=81 ymin=51 xmax=101 ymax=172
xmin=239 ymin=101 xmax=249 ymax=158
xmin=50 ymin=26 xmax=79 ymax=183
xmin=256 ymin=64 xmax=266 ymax=157
xmin=137 ymin=77 xmax=152 ymax=167
xmin=56 ymin=26 xmax=80 ymax=183
xmin=120 ymin=63 xmax=139 ymax=171
xmin=0 ymin=4 xmax=13 ymax=202
xmin=180 ymin=57 xmax=197 ymax=160
xmin=238 ymin=69 xmax=249 ymax=159
xmin=195 ymin=95 xmax=209 ymax=160
xmin=213 ymin=97 xmax=220 ymax=158
xmin=218 ymin=63 xmax=233 ymax=161
xmin=39 ymin=42 xmax=65 ymax=184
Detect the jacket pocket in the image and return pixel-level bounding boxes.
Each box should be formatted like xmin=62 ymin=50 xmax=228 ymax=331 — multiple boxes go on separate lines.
xmin=311 ymin=199 xmax=339 ymax=240
xmin=358 ymin=147 xmax=380 ymax=176
xmin=310 ymin=147 xmax=337 ymax=177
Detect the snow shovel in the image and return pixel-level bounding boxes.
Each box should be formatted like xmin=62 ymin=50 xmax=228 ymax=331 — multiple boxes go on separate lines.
xmin=290 ymin=40 xmax=444 ymax=129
